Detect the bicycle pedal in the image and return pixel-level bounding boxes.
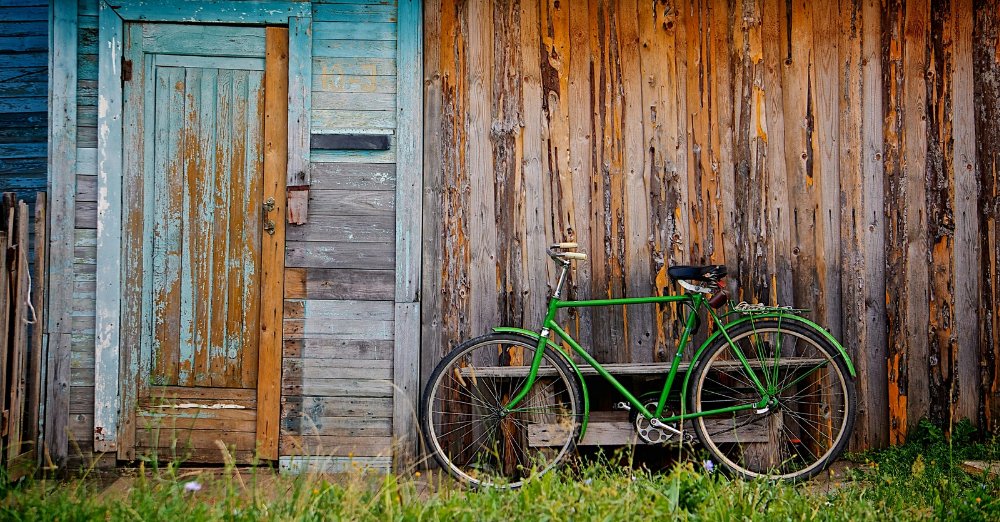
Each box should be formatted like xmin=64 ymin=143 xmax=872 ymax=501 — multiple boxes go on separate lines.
xmin=613 ymin=402 xmax=631 ymax=411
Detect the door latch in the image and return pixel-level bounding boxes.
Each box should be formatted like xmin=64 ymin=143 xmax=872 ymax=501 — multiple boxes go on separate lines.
xmin=264 ymin=220 xmax=276 ymax=235
xmin=264 ymin=197 xmax=275 ymax=212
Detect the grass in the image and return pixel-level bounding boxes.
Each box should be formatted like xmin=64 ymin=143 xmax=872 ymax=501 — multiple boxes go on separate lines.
xmin=1 ymin=421 xmax=997 ymax=521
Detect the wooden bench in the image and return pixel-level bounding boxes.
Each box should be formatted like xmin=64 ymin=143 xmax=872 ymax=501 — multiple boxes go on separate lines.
xmin=456 ymin=358 xmax=828 ymax=447
xmin=459 ymin=358 xmax=827 ymax=378
xmin=528 ymin=411 xmax=770 ymax=446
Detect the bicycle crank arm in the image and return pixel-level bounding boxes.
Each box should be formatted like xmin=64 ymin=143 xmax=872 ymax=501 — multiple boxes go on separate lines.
xmin=649 ymin=418 xmax=684 ymax=437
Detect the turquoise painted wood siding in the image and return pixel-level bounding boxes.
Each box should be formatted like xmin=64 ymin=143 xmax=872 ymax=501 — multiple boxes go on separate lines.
xmin=0 ymin=0 xmax=48 ymax=202
xmin=279 ymin=0 xmax=400 ymax=472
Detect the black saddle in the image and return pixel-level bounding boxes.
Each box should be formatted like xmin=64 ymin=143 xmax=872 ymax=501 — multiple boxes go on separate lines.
xmin=666 ymin=265 xmax=727 ymax=282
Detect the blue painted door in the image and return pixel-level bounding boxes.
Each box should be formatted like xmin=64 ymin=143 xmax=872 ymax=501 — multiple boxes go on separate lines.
xmin=122 ymin=23 xmax=274 ymax=462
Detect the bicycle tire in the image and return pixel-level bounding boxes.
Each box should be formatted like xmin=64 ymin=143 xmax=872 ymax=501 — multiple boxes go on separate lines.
xmin=420 ymin=333 xmax=583 ymax=488
xmin=689 ymin=318 xmax=856 ymax=481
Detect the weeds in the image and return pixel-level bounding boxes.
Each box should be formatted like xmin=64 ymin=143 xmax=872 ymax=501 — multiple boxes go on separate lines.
xmin=1 ymin=422 xmax=997 ymax=521
xmin=843 ymin=419 xmax=1000 ymax=521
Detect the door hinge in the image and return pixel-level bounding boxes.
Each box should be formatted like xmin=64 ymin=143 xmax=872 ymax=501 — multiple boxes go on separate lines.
xmin=121 ymin=58 xmax=133 ymax=83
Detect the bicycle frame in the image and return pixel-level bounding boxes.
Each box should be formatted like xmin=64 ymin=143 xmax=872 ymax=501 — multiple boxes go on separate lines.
xmin=502 ymin=290 xmax=768 ymax=426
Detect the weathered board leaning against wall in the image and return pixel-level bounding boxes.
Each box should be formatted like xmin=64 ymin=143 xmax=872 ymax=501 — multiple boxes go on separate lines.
xmin=421 ymin=0 xmax=1000 ymax=450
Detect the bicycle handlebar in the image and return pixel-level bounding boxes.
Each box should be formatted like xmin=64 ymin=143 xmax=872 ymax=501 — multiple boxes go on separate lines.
xmin=547 ymin=243 xmax=588 ymax=262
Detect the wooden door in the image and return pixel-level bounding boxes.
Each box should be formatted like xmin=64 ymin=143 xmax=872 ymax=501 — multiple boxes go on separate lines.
xmin=119 ymin=23 xmax=287 ymax=463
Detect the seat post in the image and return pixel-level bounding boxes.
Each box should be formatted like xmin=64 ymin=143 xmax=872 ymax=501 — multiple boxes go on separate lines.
xmin=553 ymin=261 xmax=570 ymax=299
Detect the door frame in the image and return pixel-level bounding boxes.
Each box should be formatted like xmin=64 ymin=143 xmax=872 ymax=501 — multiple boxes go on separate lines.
xmin=92 ymin=1 xmax=311 ymax=461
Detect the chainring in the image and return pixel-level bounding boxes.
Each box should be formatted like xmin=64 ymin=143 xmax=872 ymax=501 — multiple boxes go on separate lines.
xmin=631 ymin=401 xmax=679 ymax=445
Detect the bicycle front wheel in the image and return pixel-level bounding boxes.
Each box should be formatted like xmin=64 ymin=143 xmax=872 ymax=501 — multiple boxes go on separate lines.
xmin=690 ymin=318 xmax=856 ymax=481
xmin=421 ymin=333 xmax=583 ymax=488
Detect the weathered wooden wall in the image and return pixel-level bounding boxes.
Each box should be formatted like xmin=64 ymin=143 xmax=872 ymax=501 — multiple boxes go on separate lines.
xmin=0 ymin=0 xmax=48 ymax=204
xmin=67 ymin=0 xmax=104 ymax=469
xmin=279 ymin=0 xmax=401 ymax=473
xmin=63 ymin=0 xmax=406 ymax=471
xmin=422 ymin=0 xmax=1000 ymax=450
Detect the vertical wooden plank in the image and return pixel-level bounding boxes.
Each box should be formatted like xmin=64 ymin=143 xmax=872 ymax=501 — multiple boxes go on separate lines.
xmin=27 ymin=193 xmax=48 ymax=459
xmin=426 ymin=0 xmax=471 ymax=383
xmin=393 ymin=0 xmax=422 ymax=466
xmin=618 ymin=0 xmax=653 ymax=362
xmin=419 ymin=0 xmax=444 ymax=389
xmin=761 ymin=0 xmax=793 ymax=308
xmin=287 ymin=16 xmax=312 ymax=225
xmin=883 ymin=0 xmax=906 ymax=444
xmin=151 ymin=65 xmax=186 ymax=387
xmin=225 ymin=69 xmax=250 ymax=387
xmin=257 ymin=26 xmax=289 ymax=461
xmin=861 ymin=0 xmax=888 ymax=448
xmin=638 ymin=0 xmax=685 ymax=360
xmin=780 ymin=0 xmax=820 ymax=320
xmin=8 ymin=203 xmax=31 ymax=459
xmin=927 ymin=0 xmax=956 ymax=427
xmin=178 ymin=67 xmax=198 ymax=387
xmin=711 ymin=0 xmax=738 ymax=281
xmin=587 ymin=0 xmax=628 ymax=363
xmin=812 ymin=0 xmax=843 ymax=341
xmin=209 ymin=69 xmax=233 ymax=388
xmin=973 ymin=0 xmax=1000 ymax=433
xmin=902 ymin=0 xmax=930 ymax=437
xmin=396 ymin=0 xmax=423 ymax=305
xmin=839 ymin=0 xmax=868 ymax=451
xmin=45 ymin=0 xmax=78 ymax=469
xmin=566 ymin=0 xmax=593 ymax=356
xmin=520 ymin=0 xmax=548 ymax=332
xmin=393 ymin=302 xmax=418 ymax=468
xmin=93 ymin=3 xmax=123 ymax=453
xmin=118 ymin=23 xmax=145 ymax=460
xmin=0 ymin=227 xmax=7 ymax=461
xmin=672 ymin=0 xmax=690 ymax=274
xmin=242 ymin=68 xmax=266 ymax=390
xmin=951 ymin=0 xmax=980 ymax=425
xmin=184 ymin=67 xmax=213 ymax=388
xmin=491 ymin=0 xmax=525 ymax=331
xmin=468 ymin=0 xmax=498 ymax=338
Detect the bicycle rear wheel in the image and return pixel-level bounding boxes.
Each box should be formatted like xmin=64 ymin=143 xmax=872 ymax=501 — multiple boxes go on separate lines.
xmin=689 ymin=318 xmax=856 ymax=481
xmin=421 ymin=333 xmax=583 ymax=488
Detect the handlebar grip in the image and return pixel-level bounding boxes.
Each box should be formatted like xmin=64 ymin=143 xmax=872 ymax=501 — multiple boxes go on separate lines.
xmin=550 ymin=242 xmax=578 ymax=250
xmin=563 ymin=252 xmax=587 ymax=260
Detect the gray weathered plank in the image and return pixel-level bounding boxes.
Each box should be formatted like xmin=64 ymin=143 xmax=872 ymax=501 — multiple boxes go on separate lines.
xmin=45 ymin=0 xmax=79 ymax=469
xmin=309 ymin=162 xmax=395 ymax=190
xmin=951 ymin=0 xmax=981 ymax=425
xmin=92 ymin=3 xmax=123 ymax=453
xmin=284 ymin=240 xmax=394 ymax=269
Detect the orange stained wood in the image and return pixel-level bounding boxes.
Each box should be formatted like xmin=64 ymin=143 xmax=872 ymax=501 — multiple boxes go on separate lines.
xmin=257 ymin=25 xmax=289 ymax=461
xmin=150 ymin=63 xmax=265 ymax=390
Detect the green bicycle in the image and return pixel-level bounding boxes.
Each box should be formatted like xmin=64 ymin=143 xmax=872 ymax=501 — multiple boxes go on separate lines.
xmin=421 ymin=243 xmax=857 ymax=488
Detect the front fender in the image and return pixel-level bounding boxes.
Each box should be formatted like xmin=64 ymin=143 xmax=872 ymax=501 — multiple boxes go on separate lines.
xmin=492 ymin=327 xmax=590 ymax=438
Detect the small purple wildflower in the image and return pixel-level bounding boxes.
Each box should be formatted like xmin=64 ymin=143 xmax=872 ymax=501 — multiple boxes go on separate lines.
xmin=184 ymin=481 xmax=202 ymax=492
xmin=583 ymin=478 xmax=592 ymax=486
xmin=703 ymin=460 xmax=715 ymax=473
